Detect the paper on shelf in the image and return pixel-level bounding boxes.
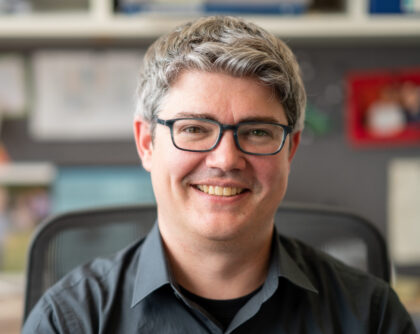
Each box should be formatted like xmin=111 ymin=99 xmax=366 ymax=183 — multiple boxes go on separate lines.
xmin=0 ymin=54 xmax=26 ymax=116
xmin=389 ymin=158 xmax=420 ymax=265
xmin=30 ymin=50 xmax=143 ymax=141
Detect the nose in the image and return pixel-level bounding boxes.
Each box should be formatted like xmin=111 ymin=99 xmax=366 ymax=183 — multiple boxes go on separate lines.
xmin=205 ymin=131 xmax=246 ymax=171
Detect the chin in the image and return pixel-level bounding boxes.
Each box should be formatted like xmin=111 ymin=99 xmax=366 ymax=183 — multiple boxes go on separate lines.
xmin=191 ymin=217 xmax=253 ymax=242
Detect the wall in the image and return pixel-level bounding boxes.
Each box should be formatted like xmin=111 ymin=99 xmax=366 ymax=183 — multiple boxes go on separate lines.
xmin=2 ymin=40 xmax=420 ymax=237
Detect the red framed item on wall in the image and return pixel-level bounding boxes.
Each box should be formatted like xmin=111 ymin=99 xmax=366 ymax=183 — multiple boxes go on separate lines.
xmin=347 ymin=68 xmax=420 ymax=147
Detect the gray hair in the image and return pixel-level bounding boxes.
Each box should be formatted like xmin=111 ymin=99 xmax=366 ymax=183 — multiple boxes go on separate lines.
xmin=136 ymin=16 xmax=306 ymax=132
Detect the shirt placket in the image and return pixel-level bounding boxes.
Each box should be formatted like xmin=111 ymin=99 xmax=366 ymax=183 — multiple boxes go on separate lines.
xmin=172 ymin=286 xmax=225 ymax=334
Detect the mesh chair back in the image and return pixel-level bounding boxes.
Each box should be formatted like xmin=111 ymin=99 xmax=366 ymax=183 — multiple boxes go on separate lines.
xmin=274 ymin=204 xmax=390 ymax=282
xmin=24 ymin=205 xmax=156 ymax=320
xmin=23 ymin=203 xmax=390 ymax=321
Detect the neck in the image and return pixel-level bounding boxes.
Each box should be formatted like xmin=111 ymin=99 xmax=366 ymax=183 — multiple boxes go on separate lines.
xmin=159 ymin=221 xmax=273 ymax=300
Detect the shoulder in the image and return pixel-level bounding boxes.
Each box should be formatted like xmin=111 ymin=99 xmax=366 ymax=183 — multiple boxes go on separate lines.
xmin=23 ymin=238 xmax=145 ymax=333
xmin=278 ymin=234 xmax=416 ymax=333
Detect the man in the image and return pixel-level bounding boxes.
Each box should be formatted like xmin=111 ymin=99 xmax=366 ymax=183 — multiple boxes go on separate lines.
xmin=23 ymin=16 xmax=415 ymax=333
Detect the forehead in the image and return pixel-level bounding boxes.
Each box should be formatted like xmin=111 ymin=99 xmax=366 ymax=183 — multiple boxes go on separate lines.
xmin=160 ymin=71 xmax=287 ymax=124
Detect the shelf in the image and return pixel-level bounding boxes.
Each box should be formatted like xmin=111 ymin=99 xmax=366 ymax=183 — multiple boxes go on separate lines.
xmin=1 ymin=0 xmax=420 ymax=42
xmin=1 ymin=12 xmax=420 ymax=40
xmin=254 ymin=14 xmax=420 ymax=38
xmin=0 ymin=162 xmax=56 ymax=185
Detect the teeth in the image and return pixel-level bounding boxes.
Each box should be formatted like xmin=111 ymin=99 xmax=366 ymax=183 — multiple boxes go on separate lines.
xmin=196 ymin=185 xmax=244 ymax=197
xmin=223 ymin=187 xmax=231 ymax=196
xmin=208 ymin=185 xmax=215 ymax=195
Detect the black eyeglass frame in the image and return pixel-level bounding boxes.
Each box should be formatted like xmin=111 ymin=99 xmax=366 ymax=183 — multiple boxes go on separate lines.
xmin=156 ymin=117 xmax=293 ymax=156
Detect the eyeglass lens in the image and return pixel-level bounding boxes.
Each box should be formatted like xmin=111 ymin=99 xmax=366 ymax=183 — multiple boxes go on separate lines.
xmin=171 ymin=119 xmax=286 ymax=154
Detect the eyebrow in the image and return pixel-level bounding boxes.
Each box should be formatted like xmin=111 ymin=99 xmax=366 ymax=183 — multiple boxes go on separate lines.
xmin=174 ymin=112 xmax=216 ymax=120
xmin=172 ymin=111 xmax=283 ymax=124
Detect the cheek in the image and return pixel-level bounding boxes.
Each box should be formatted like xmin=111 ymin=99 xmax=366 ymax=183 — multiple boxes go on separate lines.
xmin=254 ymin=157 xmax=290 ymax=195
xmin=150 ymin=141 xmax=202 ymax=190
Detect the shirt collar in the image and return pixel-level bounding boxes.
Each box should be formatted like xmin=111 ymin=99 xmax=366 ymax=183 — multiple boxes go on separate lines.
xmin=131 ymin=223 xmax=172 ymax=307
xmin=131 ymin=223 xmax=318 ymax=307
xmin=272 ymin=228 xmax=318 ymax=294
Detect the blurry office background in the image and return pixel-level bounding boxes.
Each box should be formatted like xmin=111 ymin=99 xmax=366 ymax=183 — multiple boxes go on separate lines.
xmin=1 ymin=0 xmax=420 ymax=332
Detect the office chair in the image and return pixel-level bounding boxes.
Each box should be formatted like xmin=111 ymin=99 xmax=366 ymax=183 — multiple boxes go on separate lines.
xmin=23 ymin=203 xmax=391 ymax=321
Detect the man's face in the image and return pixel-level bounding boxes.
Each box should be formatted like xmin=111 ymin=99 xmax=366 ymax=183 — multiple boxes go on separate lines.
xmin=135 ymin=71 xmax=300 ymax=244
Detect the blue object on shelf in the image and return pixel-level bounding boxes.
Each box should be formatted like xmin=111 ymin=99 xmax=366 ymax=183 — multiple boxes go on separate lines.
xmin=52 ymin=166 xmax=155 ymax=213
xmin=369 ymin=0 xmax=402 ymax=13
xmin=116 ymin=1 xmax=202 ymax=14
xmin=203 ymin=3 xmax=307 ymax=15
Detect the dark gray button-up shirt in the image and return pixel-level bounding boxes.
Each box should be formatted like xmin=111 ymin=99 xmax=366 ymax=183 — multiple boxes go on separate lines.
xmin=23 ymin=223 xmax=416 ymax=333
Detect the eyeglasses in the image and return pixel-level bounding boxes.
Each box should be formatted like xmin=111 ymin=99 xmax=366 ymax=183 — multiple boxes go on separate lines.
xmin=156 ymin=117 xmax=292 ymax=156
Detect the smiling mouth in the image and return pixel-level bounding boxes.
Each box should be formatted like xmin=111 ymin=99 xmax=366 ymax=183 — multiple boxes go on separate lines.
xmin=195 ymin=185 xmax=246 ymax=197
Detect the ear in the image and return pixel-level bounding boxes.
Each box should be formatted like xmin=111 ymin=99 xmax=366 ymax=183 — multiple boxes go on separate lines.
xmin=133 ymin=116 xmax=153 ymax=172
xmin=288 ymin=131 xmax=301 ymax=163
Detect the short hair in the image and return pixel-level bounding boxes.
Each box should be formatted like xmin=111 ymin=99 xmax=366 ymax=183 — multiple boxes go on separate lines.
xmin=136 ymin=15 xmax=306 ymax=132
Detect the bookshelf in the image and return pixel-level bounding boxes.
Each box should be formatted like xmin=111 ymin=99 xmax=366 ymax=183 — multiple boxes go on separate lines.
xmin=0 ymin=0 xmax=420 ymax=40
xmin=1 ymin=3 xmax=420 ymax=333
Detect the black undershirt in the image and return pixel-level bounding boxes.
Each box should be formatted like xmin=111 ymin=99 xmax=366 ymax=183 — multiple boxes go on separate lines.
xmin=179 ymin=285 xmax=262 ymax=329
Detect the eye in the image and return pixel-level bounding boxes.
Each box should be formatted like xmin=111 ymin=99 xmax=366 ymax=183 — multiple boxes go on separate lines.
xmin=245 ymin=128 xmax=275 ymax=139
xmin=238 ymin=124 xmax=278 ymax=142
xmin=181 ymin=125 xmax=207 ymax=134
xmin=249 ymin=129 xmax=271 ymax=137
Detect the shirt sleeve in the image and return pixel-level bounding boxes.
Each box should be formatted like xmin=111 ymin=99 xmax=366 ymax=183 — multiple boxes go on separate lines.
xmin=375 ymin=285 xmax=417 ymax=334
xmin=22 ymin=292 xmax=81 ymax=334
xmin=22 ymin=297 xmax=59 ymax=333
